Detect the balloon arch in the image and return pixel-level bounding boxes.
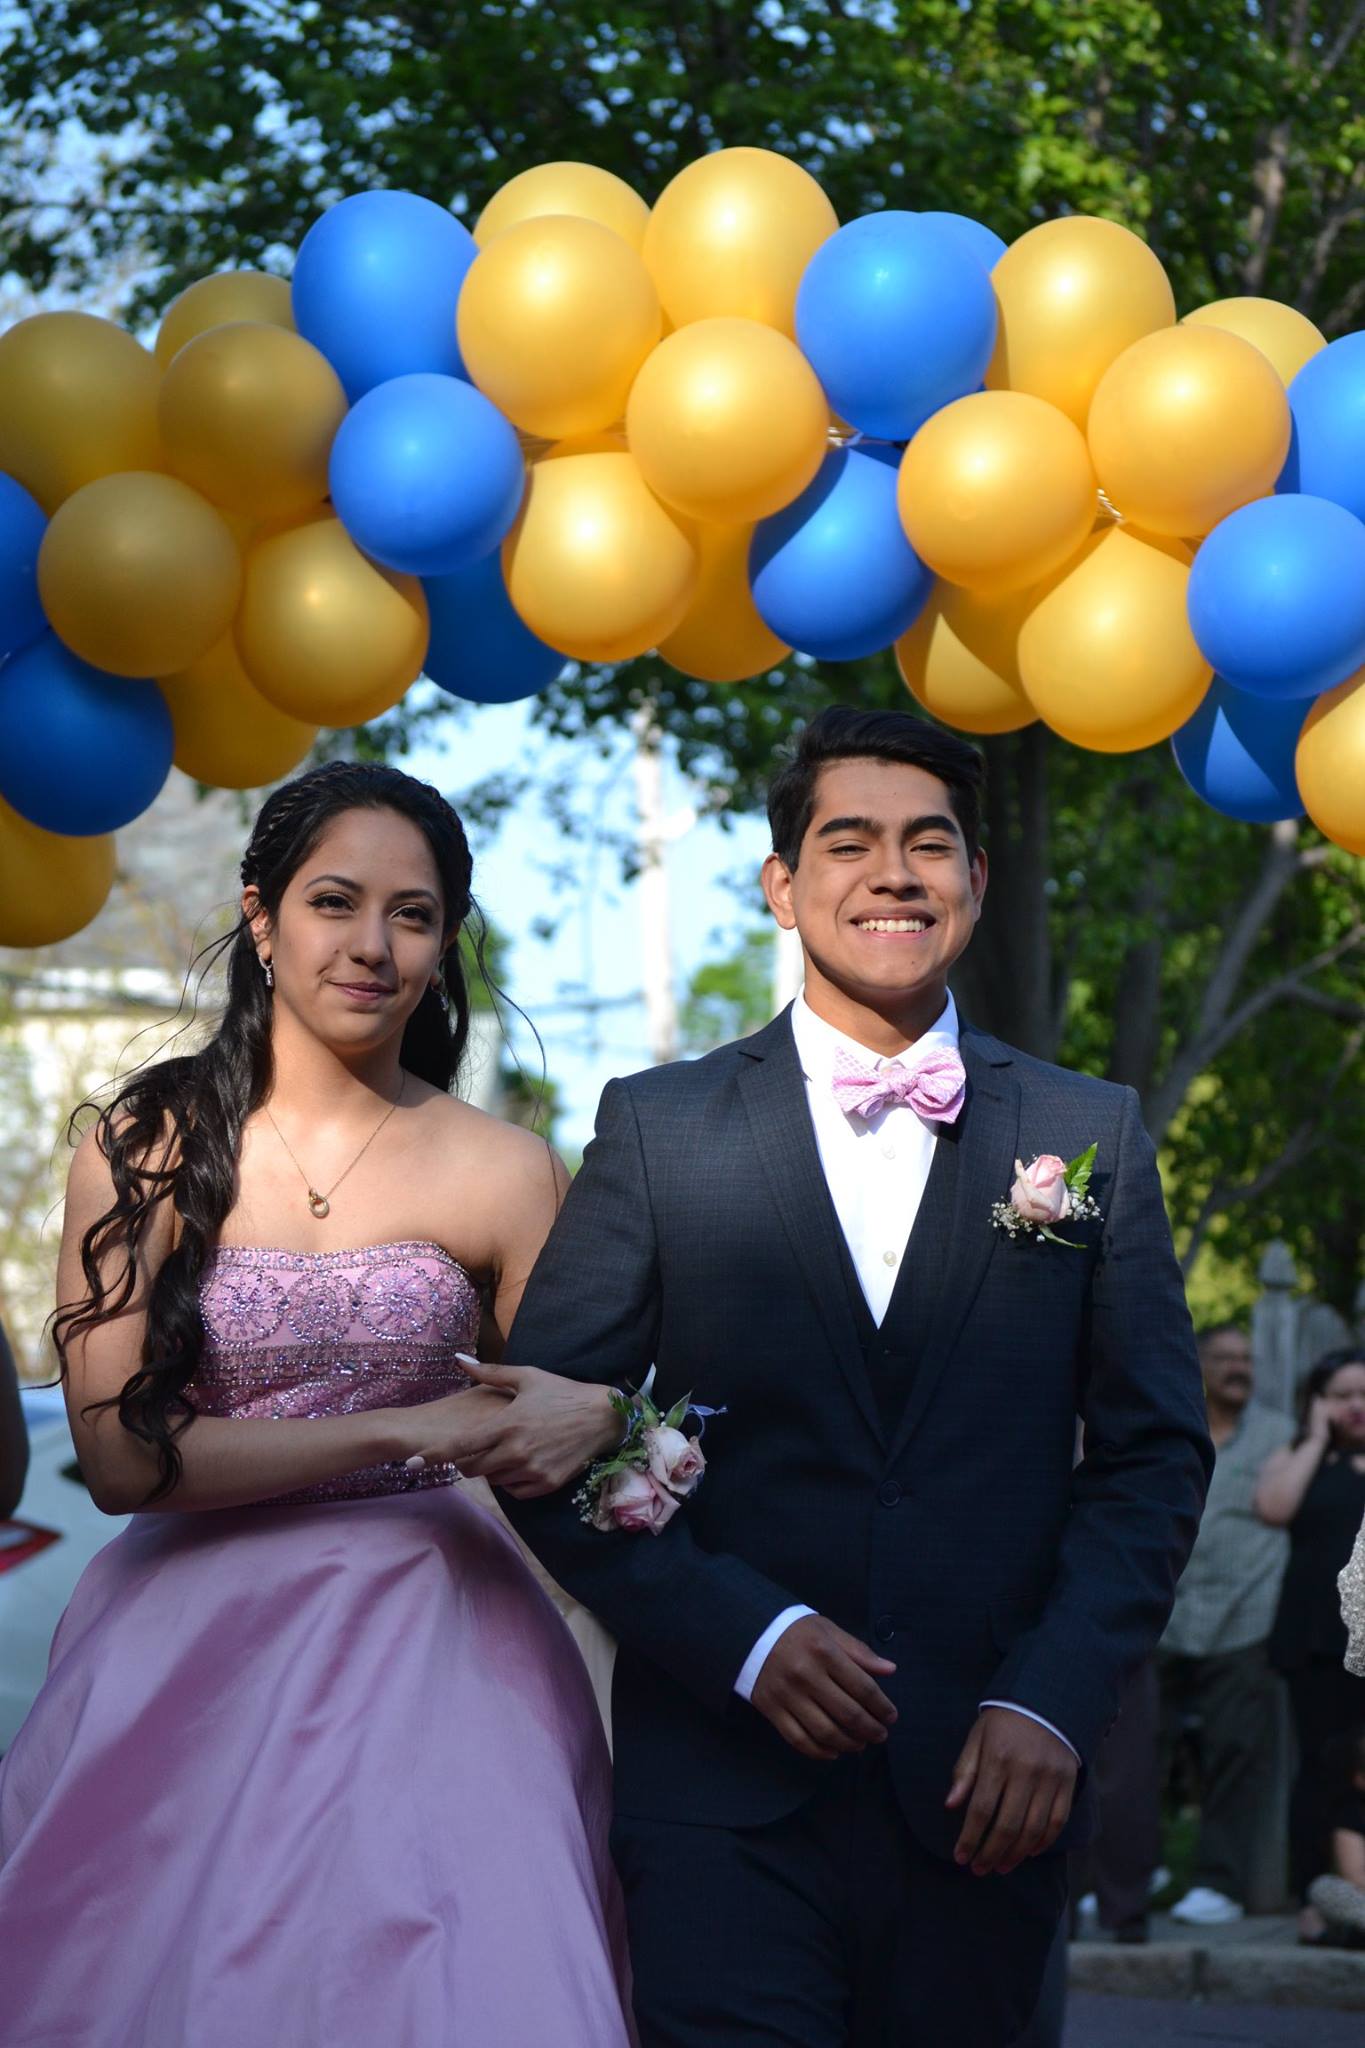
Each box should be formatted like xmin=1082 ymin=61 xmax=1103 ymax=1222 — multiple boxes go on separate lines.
xmin=0 ymin=147 xmax=1362 ymax=948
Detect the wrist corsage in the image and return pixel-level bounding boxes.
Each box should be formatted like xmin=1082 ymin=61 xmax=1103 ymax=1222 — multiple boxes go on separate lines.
xmin=575 ymin=1368 xmax=719 ymax=1534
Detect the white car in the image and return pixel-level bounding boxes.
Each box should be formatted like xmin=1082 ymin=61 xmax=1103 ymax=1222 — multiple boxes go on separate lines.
xmin=0 ymin=1387 xmax=129 ymax=1750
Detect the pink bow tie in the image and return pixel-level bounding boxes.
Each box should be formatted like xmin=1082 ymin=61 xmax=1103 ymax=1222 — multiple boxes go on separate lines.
xmin=830 ymin=1044 xmax=967 ymax=1125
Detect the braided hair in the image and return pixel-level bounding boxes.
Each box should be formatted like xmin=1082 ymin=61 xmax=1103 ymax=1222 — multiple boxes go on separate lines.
xmin=56 ymin=762 xmax=479 ymax=1501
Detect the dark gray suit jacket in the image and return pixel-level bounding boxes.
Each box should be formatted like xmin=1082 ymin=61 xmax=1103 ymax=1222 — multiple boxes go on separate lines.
xmin=503 ymin=1008 xmax=1212 ymax=1858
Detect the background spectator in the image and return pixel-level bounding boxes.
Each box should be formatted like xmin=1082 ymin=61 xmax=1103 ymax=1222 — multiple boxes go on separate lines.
xmin=1160 ymin=1323 xmax=1292 ymax=1926
xmin=1257 ymin=1347 xmax=1365 ymax=1942
xmin=0 ymin=1321 xmax=27 ymax=1521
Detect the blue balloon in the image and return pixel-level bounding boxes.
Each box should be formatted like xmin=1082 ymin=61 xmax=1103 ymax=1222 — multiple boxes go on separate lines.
xmin=1280 ymin=331 xmax=1365 ymax=522
xmin=0 ymin=474 xmax=45 ymax=661
xmin=750 ymin=445 xmax=934 ymax=662
xmin=330 ymin=373 xmax=523 ymax=578
xmin=918 ymin=210 xmax=1007 ymax=270
xmin=0 ymin=636 xmax=172 ymax=834
xmin=795 ymin=211 xmax=998 ymax=440
xmin=292 ymin=191 xmax=478 ymax=402
xmin=423 ymin=552 xmax=565 ymax=704
xmin=1187 ymin=495 xmax=1365 ymax=700
xmin=1171 ymin=676 xmax=1306 ymax=823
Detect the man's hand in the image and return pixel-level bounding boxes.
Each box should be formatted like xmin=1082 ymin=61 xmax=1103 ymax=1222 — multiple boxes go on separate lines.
xmin=453 ymin=1358 xmax=621 ymax=1496
xmin=946 ymin=1707 xmax=1078 ymax=1876
xmin=750 ymin=1615 xmax=898 ymax=1761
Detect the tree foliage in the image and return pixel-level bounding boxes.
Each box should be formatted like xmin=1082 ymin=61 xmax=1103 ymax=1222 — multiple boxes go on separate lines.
xmin=4 ymin=0 xmax=1364 ymax=1304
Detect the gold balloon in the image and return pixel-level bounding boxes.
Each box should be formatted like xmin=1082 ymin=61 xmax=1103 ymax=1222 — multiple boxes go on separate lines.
xmin=0 ymin=797 xmax=116 ymax=947
xmin=236 ymin=516 xmax=429 ymax=725
xmin=158 ymin=322 xmax=347 ymax=522
xmin=0 ymin=312 xmax=161 ymax=514
xmin=627 ymin=317 xmax=828 ymax=525
xmin=155 ymin=271 xmax=295 ymax=369
xmin=986 ymin=216 xmax=1176 ymax=427
xmin=159 ymin=637 xmax=318 ymax=789
xmin=659 ymin=523 xmax=789 ymax=683
xmin=1183 ymin=296 xmax=1326 ymax=387
xmin=458 ymin=216 xmax=661 ymax=439
xmin=1088 ymin=325 xmax=1290 ymax=537
xmin=642 ymin=146 xmax=837 ymax=335
xmin=503 ymin=448 xmax=696 ymax=664
xmin=475 ymin=162 xmax=650 ymax=251
xmin=896 ymin=585 xmax=1037 ymax=735
xmin=1017 ymin=527 xmax=1210 ymax=752
xmin=39 ymin=472 xmax=241 ymax=678
xmin=898 ymin=391 xmax=1096 ymax=594
xmin=1296 ymin=667 xmax=1365 ymax=855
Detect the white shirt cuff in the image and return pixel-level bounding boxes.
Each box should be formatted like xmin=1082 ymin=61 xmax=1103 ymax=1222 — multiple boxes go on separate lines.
xmin=734 ymin=1605 xmax=817 ymax=1700
xmin=979 ymin=1700 xmax=1081 ymax=1763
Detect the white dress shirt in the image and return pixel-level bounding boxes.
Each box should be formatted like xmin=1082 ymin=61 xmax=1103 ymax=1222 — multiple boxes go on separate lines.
xmin=732 ymin=994 xmax=1079 ymax=1762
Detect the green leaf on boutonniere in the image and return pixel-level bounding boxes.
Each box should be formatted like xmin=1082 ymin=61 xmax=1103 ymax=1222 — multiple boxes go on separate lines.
xmin=663 ymin=1393 xmax=692 ymax=1431
xmin=1064 ymin=1142 xmax=1097 ymax=1205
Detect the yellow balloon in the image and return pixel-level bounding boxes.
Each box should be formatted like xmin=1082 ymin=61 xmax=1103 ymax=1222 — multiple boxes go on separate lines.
xmin=503 ymin=448 xmax=696 ymax=664
xmin=1296 ymin=668 xmax=1365 ymax=855
xmin=659 ymin=523 xmax=789 ymax=683
xmin=1017 ymin=527 xmax=1210 ymax=752
xmin=158 ymin=322 xmax=347 ymax=522
xmin=896 ymin=585 xmax=1037 ymax=735
xmin=475 ymin=162 xmax=650 ymax=251
xmin=0 ymin=312 xmax=161 ymax=514
xmin=627 ymin=318 xmax=828 ymax=525
xmin=159 ymin=637 xmax=318 ymax=789
xmin=458 ymin=216 xmax=661 ymax=439
xmin=642 ymin=146 xmax=837 ymax=335
xmin=1183 ymin=296 xmax=1326 ymax=387
xmin=898 ymin=391 xmax=1096 ymax=594
xmin=155 ymin=271 xmax=295 ymax=369
xmin=987 ymin=217 xmax=1176 ymax=428
xmin=236 ymin=517 xmax=428 ymax=725
xmin=39 ymin=472 xmax=241 ymax=678
xmin=1088 ymin=325 xmax=1290 ymax=537
xmin=0 ymin=797 xmax=116 ymax=947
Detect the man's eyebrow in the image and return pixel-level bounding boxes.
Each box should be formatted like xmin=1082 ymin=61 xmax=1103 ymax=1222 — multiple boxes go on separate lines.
xmin=813 ymin=813 xmax=962 ymax=840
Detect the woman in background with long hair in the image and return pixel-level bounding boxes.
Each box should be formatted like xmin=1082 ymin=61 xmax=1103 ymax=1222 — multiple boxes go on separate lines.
xmin=0 ymin=762 xmax=635 ymax=2047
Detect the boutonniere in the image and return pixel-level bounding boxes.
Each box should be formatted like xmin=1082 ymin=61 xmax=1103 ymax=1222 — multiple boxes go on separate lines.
xmin=991 ymin=1144 xmax=1102 ymax=1247
xmin=574 ymin=1368 xmax=722 ymax=1534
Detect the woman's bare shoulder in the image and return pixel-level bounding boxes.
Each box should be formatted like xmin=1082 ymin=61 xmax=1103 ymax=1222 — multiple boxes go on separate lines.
xmin=409 ymin=1086 xmax=569 ymax=1194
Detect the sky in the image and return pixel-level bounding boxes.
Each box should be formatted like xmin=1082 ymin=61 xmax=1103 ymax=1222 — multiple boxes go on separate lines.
xmin=403 ymin=697 xmax=780 ymax=1151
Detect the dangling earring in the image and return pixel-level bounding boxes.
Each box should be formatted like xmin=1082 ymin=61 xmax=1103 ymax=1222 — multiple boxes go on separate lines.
xmin=432 ymin=977 xmax=449 ymax=1015
xmin=262 ymin=958 xmax=274 ymax=990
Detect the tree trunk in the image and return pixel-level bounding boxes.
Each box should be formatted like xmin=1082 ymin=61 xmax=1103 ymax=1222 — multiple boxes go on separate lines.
xmin=950 ymin=725 xmax=1057 ymax=1056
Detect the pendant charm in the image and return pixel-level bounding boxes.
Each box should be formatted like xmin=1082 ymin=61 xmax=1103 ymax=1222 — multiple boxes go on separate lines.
xmin=307 ymin=1190 xmax=330 ymax=1220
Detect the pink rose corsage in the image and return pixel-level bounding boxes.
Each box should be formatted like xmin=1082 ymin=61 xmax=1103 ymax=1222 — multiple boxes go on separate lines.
xmin=991 ymin=1143 xmax=1102 ymax=1247
xmin=575 ymin=1370 xmax=720 ymax=1533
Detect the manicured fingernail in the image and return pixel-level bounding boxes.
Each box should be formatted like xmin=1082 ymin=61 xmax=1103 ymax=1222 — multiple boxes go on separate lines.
xmin=455 ymin=1352 xmax=479 ymax=1365
xmin=404 ymin=1455 xmax=427 ymax=1471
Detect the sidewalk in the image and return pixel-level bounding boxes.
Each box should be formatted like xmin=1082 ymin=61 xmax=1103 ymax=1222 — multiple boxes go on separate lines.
xmin=1070 ymin=1913 xmax=1365 ymax=2011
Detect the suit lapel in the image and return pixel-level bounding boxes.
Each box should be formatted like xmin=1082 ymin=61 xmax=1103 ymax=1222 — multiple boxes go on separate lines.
xmin=887 ymin=1026 xmax=1020 ymax=1463
xmin=736 ymin=1012 xmax=886 ymax=1449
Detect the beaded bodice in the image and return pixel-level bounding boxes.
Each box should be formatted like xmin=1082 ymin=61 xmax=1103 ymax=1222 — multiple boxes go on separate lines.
xmin=189 ymin=1241 xmax=480 ymax=1505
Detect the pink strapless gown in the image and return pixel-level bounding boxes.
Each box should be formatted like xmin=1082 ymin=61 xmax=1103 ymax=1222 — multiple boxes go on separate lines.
xmin=0 ymin=1243 xmax=635 ymax=2048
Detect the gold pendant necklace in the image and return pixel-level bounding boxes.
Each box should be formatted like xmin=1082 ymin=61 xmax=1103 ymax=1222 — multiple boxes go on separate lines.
xmin=263 ymin=1072 xmax=406 ymax=1220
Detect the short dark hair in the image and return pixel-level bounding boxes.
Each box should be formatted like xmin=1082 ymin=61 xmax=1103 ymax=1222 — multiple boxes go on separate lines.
xmin=1196 ymin=1321 xmax=1248 ymax=1349
xmin=766 ymin=707 xmax=985 ymax=868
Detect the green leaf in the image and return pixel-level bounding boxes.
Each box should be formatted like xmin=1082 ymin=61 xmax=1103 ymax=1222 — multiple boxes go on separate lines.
xmin=1065 ymin=1143 xmax=1098 ymax=1204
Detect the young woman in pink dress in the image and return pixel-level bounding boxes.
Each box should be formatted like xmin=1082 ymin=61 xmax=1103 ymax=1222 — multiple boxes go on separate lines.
xmin=0 ymin=762 xmax=636 ymax=2047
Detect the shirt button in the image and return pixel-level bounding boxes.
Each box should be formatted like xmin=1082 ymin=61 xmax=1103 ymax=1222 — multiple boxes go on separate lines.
xmin=878 ymin=1480 xmax=902 ymax=1508
xmin=883 ymin=1249 xmax=897 ymax=1267
xmin=882 ymin=1142 xmax=896 ymax=1160
xmin=874 ymin=1614 xmax=896 ymax=1643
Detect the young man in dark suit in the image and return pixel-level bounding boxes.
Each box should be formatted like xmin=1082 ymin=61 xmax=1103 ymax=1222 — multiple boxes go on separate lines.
xmin=499 ymin=707 xmax=1212 ymax=2046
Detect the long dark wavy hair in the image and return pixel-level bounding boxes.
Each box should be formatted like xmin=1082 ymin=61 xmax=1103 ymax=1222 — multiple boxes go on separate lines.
xmin=55 ymin=762 xmax=482 ymax=1502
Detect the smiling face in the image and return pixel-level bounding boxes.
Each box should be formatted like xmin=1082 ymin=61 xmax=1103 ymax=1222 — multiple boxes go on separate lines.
xmin=762 ymin=756 xmax=987 ymax=1042
xmin=245 ymin=806 xmax=453 ymax=1058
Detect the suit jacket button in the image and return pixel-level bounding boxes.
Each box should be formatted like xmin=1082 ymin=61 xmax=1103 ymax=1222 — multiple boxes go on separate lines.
xmin=878 ymin=1480 xmax=902 ymax=1508
xmin=874 ymin=1614 xmax=896 ymax=1643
